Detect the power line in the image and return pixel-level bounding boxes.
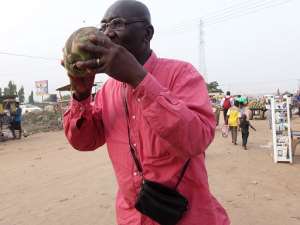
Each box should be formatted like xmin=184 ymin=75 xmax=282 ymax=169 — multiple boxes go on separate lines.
xmin=205 ymin=0 xmax=292 ymax=26
xmin=0 ymin=51 xmax=59 ymax=61
xmin=160 ymin=0 xmax=272 ymax=33
xmin=159 ymin=0 xmax=293 ymax=35
xmin=159 ymin=0 xmax=273 ymax=33
xmin=0 ymin=0 xmax=295 ymax=61
xmin=203 ymin=0 xmax=288 ymax=22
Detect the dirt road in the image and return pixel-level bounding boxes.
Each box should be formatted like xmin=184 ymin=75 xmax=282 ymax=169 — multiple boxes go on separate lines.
xmin=0 ymin=118 xmax=300 ymax=225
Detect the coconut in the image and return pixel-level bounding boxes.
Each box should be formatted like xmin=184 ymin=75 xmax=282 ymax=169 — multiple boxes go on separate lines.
xmin=63 ymin=27 xmax=99 ymax=77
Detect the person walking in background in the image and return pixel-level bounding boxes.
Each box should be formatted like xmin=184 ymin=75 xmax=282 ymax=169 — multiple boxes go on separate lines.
xmin=239 ymin=98 xmax=251 ymax=121
xmin=0 ymin=102 xmax=4 ymax=136
xmin=239 ymin=114 xmax=256 ymax=150
xmin=220 ymin=91 xmax=234 ymax=125
xmin=227 ymin=101 xmax=240 ymax=145
xmin=9 ymin=101 xmax=22 ymax=139
xmin=265 ymin=99 xmax=272 ymax=129
xmin=296 ymin=91 xmax=300 ymax=116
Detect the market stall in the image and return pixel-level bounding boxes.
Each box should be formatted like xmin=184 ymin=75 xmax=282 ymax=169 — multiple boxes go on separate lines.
xmin=248 ymin=100 xmax=267 ymax=120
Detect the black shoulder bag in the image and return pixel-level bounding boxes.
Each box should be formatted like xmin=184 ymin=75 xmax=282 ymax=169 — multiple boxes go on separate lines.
xmin=122 ymin=84 xmax=190 ymax=225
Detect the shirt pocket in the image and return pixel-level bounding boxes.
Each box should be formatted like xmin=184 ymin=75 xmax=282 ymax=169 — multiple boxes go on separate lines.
xmin=139 ymin=129 xmax=172 ymax=160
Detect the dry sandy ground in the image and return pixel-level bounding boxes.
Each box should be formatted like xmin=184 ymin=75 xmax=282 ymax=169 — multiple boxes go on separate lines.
xmin=1 ymin=117 xmax=300 ymax=225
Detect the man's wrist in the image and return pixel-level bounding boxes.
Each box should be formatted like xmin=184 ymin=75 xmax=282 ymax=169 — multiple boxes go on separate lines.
xmin=129 ymin=70 xmax=147 ymax=88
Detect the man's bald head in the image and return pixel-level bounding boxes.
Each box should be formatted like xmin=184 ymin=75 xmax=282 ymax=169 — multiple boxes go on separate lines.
xmin=104 ymin=0 xmax=151 ymax=24
xmin=102 ymin=0 xmax=154 ymax=64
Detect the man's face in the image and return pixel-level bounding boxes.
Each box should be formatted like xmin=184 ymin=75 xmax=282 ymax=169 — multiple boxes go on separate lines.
xmin=100 ymin=4 xmax=148 ymax=57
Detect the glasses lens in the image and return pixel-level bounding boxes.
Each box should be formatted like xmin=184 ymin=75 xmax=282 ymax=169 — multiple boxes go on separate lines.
xmin=110 ymin=18 xmax=126 ymax=30
xmin=99 ymin=23 xmax=107 ymax=32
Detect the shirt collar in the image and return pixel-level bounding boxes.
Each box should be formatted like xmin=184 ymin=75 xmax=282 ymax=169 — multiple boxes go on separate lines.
xmin=143 ymin=51 xmax=158 ymax=73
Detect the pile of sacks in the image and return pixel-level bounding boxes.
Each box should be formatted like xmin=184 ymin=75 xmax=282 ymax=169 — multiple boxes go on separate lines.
xmin=22 ymin=111 xmax=62 ymax=135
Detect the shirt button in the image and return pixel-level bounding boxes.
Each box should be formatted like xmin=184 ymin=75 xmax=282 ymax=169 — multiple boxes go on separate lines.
xmin=132 ymin=115 xmax=136 ymax=120
xmin=133 ymin=143 xmax=137 ymax=147
xmin=137 ymin=98 xmax=141 ymax=102
xmin=133 ymin=172 xmax=138 ymax=176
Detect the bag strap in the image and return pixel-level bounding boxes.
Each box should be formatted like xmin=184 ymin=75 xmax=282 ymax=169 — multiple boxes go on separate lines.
xmin=122 ymin=84 xmax=143 ymax=174
xmin=174 ymin=158 xmax=190 ymax=189
xmin=121 ymin=83 xmax=190 ymax=189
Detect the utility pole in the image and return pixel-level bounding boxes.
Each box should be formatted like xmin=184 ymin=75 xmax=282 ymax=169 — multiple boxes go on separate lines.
xmin=198 ymin=19 xmax=207 ymax=81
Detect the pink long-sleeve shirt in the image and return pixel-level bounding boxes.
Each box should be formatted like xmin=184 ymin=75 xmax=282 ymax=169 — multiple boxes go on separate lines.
xmin=64 ymin=52 xmax=230 ymax=225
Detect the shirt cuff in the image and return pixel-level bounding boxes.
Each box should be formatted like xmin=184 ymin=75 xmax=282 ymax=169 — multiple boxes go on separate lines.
xmin=67 ymin=95 xmax=93 ymax=116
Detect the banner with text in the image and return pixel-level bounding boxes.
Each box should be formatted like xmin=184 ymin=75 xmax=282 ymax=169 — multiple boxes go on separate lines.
xmin=35 ymin=80 xmax=48 ymax=96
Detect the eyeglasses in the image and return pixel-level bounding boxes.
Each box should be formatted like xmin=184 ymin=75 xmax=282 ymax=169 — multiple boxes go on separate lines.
xmin=99 ymin=18 xmax=147 ymax=32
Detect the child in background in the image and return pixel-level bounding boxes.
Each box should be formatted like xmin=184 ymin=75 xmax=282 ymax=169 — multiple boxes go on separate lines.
xmin=239 ymin=114 xmax=256 ymax=150
xmin=227 ymin=101 xmax=241 ymax=145
xmin=239 ymin=99 xmax=251 ymax=121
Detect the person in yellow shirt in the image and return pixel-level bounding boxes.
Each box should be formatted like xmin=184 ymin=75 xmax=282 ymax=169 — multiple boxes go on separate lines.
xmin=227 ymin=101 xmax=241 ymax=145
xmin=0 ymin=103 xmax=3 ymax=114
xmin=0 ymin=103 xmax=3 ymax=136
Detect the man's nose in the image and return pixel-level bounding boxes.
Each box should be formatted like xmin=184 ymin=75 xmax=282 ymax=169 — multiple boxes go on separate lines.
xmin=103 ymin=28 xmax=116 ymax=39
xmin=103 ymin=26 xmax=114 ymax=36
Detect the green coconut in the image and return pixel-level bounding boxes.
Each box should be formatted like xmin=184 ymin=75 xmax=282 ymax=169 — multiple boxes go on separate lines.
xmin=63 ymin=27 xmax=98 ymax=77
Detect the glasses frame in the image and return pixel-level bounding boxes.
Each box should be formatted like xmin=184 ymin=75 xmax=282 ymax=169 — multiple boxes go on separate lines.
xmin=99 ymin=17 xmax=148 ymax=32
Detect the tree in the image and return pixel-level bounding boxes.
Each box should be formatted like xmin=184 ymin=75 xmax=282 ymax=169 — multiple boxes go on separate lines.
xmin=7 ymin=81 xmax=17 ymax=96
xmin=4 ymin=87 xmax=10 ymax=96
xmin=3 ymin=81 xmax=17 ymax=96
xmin=28 ymin=91 xmax=34 ymax=104
xmin=18 ymin=86 xmax=25 ymax=103
xmin=0 ymin=88 xmax=2 ymax=97
xmin=206 ymin=81 xmax=223 ymax=93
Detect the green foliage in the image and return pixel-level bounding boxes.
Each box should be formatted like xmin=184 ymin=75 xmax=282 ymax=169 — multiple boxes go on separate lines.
xmin=207 ymin=81 xmax=223 ymax=93
xmin=8 ymin=81 xmax=17 ymax=96
xmin=18 ymin=86 xmax=25 ymax=103
xmin=4 ymin=87 xmax=10 ymax=96
xmin=28 ymin=91 xmax=34 ymax=104
xmin=1 ymin=81 xmax=25 ymax=103
xmin=2 ymin=81 xmax=17 ymax=96
xmin=61 ymin=94 xmax=71 ymax=101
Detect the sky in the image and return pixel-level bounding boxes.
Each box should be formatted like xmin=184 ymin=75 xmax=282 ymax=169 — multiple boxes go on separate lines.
xmin=0 ymin=0 xmax=299 ymax=101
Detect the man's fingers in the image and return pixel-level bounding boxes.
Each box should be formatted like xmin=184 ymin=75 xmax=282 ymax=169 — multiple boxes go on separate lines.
xmin=84 ymin=66 xmax=106 ymax=75
xmin=68 ymin=73 xmax=96 ymax=93
xmin=84 ymin=65 xmax=106 ymax=75
xmin=78 ymin=42 xmax=107 ymax=55
xmin=88 ymin=33 xmax=111 ymax=48
xmin=76 ymin=58 xmax=105 ymax=69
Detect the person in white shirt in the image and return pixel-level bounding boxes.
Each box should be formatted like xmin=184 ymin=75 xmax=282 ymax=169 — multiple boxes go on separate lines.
xmin=220 ymin=91 xmax=234 ymax=125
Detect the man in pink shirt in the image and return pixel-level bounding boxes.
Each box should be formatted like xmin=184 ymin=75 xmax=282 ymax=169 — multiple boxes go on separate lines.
xmin=63 ymin=0 xmax=230 ymax=224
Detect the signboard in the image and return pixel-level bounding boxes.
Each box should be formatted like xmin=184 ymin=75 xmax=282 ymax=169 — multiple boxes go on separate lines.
xmin=35 ymin=80 xmax=48 ymax=96
xmin=271 ymin=96 xmax=292 ymax=163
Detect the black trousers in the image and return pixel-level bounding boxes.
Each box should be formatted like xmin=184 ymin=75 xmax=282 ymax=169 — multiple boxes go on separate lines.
xmin=242 ymin=132 xmax=249 ymax=146
xmin=223 ymin=109 xmax=228 ymax=125
xmin=9 ymin=121 xmax=21 ymax=139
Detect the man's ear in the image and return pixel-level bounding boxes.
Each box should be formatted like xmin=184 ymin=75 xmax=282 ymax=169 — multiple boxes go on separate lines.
xmin=144 ymin=25 xmax=154 ymax=42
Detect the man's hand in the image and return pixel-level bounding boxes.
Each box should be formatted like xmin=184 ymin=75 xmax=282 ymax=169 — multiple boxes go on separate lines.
xmin=75 ymin=33 xmax=147 ymax=87
xmin=61 ymin=60 xmax=95 ymax=101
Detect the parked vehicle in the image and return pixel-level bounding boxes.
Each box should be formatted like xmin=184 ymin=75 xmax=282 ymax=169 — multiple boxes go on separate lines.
xmin=20 ymin=104 xmax=42 ymax=115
